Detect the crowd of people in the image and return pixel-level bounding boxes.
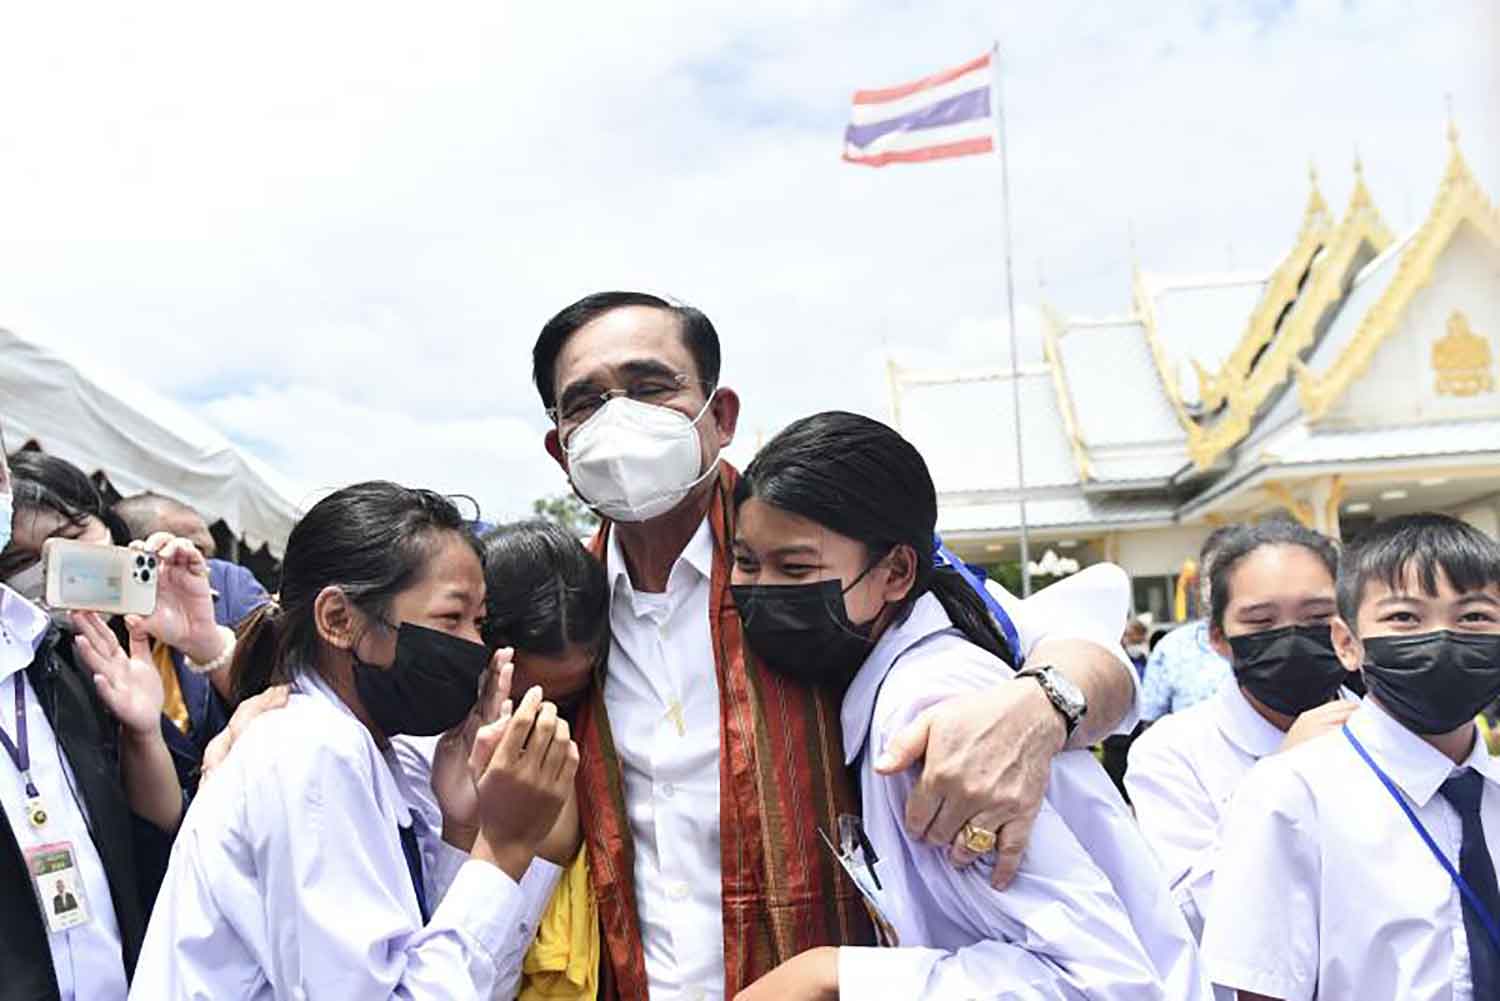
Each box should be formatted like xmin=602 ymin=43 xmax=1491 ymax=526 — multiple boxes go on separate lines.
xmin=1 ymin=289 xmax=1498 ymax=1000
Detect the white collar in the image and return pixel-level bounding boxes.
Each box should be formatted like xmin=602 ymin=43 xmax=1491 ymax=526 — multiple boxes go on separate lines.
xmin=606 ymin=515 xmax=715 ymax=601
xmin=841 ymin=593 xmax=960 ymax=766
xmin=1212 ymin=683 xmax=1287 ymax=760
xmin=294 ymin=668 xmax=414 ymax=827
xmin=0 ymin=584 xmax=51 ymax=684
xmin=1346 ymin=698 xmax=1500 ymax=807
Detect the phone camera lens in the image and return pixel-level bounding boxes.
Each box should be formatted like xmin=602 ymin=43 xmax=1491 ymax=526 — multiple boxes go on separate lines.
xmin=136 ymin=555 xmax=146 ymax=567
xmin=140 ymin=570 xmax=152 ymax=584
xmin=147 ymin=557 xmax=157 ymax=568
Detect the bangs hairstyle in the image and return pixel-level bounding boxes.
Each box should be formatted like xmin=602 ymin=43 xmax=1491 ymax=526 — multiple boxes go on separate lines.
xmin=1336 ymin=512 xmax=1500 ymax=626
xmin=1208 ymin=519 xmax=1339 ymax=632
xmin=478 ymin=520 xmax=608 ymax=656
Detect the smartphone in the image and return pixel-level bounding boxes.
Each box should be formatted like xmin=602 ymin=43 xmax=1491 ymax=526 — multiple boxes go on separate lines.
xmin=41 ymin=539 xmax=158 ymax=617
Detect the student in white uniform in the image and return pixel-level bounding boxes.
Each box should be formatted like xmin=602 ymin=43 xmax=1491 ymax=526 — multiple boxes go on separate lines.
xmin=1125 ymin=520 xmax=1358 ymax=940
xmin=1204 ymin=513 xmax=1500 ymax=1001
xmin=130 ymin=481 xmax=579 ymax=1001
xmin=726 ymin=412 xmax=1209 ymax=1000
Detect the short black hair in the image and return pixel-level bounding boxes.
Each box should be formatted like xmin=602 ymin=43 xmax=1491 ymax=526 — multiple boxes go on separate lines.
xmin=478 ymin=519 xmax=608 ymax=656
xmin=1337 ymin=512 xmax=1500 ymax=627
xmin=2 ymin=451 xmax=130 ymax=570
xmin=1208 ymin=519 xmax=1339 ymax=631
xmin=531 ymin=291 xmax=722 ymax=413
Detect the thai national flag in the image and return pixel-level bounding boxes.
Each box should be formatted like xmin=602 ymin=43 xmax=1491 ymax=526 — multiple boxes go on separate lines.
xmin=842 ymin=52 xmax=996 ymax=168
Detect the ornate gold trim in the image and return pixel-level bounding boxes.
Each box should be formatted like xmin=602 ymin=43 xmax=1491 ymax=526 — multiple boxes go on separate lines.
xmin=1262 ymin=480 xmax=1316 ymax=528
xmin=1040 ymin=305 xmax=1096 ymax=481
xmin=1296 ymin=126 xmax=1500 ymax=420
xmin=1132 ymin=267 xmax=1208 ymax=455
xmin=1323 ymin=475 xmax=1346 ymax=538
xmin=1194 ymin=165 xmax=1335 ymax=412
xmin=1187 ymin=158 xmax=1397 ymax=467
xmin=1431 ymin=309 xmax=1495 ymax=397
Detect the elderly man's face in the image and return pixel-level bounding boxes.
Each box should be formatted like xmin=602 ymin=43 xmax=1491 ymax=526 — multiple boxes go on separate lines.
xmin=543 ymin=305 xmax=740 ymax=489
xmin=160 ymin=507 xmax=216 ymax=558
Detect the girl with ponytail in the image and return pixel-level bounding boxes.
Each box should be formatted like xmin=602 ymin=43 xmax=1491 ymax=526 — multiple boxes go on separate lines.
xmin=729 ymin=412 xmax=1209 ymax=1000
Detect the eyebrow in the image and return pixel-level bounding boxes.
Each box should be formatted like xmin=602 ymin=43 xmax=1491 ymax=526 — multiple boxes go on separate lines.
xmin=1457 ymin=593 xmax=1500 ymax=607
xmin=732 ymin=541 xmax=822 ymax=558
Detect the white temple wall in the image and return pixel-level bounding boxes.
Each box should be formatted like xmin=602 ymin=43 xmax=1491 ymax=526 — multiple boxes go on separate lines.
xmin=1325 ymin=224 xmax=1500 ymax=428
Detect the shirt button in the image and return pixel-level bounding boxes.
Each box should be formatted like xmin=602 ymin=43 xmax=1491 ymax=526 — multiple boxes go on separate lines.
xmin=666 ymin=881 xmax=689 ymax=901
xmin=660 ymin=782 xmax=676 ymax=799
xmin=519 ymin=921 xmax=530 ymax=935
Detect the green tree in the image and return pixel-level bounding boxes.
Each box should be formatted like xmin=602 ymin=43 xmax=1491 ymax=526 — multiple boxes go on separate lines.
xmin=531 ymin=492 xmax=600 ymax=538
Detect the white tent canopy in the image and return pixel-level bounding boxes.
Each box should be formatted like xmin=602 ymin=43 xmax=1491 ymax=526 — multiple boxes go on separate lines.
xmin=1 ymin=327 xmax=302 ymax=558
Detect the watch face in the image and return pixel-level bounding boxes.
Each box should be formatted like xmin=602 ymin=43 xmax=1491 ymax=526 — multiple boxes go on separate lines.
xmin=1046 ymin=669 xmax=1087 ymax=715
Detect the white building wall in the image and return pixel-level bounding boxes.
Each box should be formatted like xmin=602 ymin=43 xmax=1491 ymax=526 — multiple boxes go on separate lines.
xmin=1113 ymin=524 xmax=1216 ymax=576
xmin=1327 ymin=224 xmax=1500 ymax=427
xmin=1454 ymin=499 xmax=1500 ymax=539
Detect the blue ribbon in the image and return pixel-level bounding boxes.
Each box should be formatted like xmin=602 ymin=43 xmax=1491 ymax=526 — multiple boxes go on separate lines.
xmin=1342 ymin=725 xmax=1500 ymax=954
xmin=933 ymin=535 xmax=1023 ymax=665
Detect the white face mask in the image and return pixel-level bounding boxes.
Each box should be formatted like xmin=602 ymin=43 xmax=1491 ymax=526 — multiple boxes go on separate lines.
xmin=564 ymin=394 xmax=721 ymax=523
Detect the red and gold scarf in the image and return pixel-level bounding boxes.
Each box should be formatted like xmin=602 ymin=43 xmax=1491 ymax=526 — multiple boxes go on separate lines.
xmin=576 ymin=465 xmax=873 ymax=999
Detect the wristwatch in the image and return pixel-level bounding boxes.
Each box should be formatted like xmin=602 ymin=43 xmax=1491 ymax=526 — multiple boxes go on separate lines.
xmin=1016 ymin=666 xmax=1087 ymax=738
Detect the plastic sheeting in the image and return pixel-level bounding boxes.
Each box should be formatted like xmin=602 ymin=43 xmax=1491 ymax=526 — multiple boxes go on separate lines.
xmin=0 ymin=327 xmax=302 ymax=558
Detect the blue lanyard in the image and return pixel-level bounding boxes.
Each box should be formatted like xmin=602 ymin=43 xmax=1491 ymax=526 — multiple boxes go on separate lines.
xmin=1342 ymin=725 xmax=1500 ymax=954
xmin=933 ymin=538 xmax=1023 ymax=667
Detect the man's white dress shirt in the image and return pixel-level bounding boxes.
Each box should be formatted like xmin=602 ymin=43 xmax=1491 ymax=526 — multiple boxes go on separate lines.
xmin=1 ymin=583 xmax=129 ymax=1001
xmin=129 ymin=669 xmax=558 ymax=1000
xmin=1204 ymin=699 xmax=1500 ymax=1000
xmin=837 ymin=591 xmax=1209 ymax=999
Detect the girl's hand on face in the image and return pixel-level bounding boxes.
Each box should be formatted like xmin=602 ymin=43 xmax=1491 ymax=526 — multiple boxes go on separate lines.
xmin=433 ymin=649 xmax=514 ymax=850
xmin=468 ymin=686 xmax=580 ymax=881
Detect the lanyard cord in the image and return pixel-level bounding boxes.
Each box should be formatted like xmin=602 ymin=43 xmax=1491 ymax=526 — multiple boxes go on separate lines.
xmin=1342 ymin=725 xmax=1500 ymax=954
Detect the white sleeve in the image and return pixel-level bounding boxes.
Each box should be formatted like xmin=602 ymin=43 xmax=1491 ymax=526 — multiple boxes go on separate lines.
xmin=1123 ymin=726 xmax=1221 ymax=939
xmin=1200 ymin=759 xmax=1320 ymax=1001
xmin=251 ymin=737 xmax=535 ymax=1000
xmin=837 ymin=670 xmax=1172 ymax=1000
xmin=987 ymin=563 xmax=1141 ymax=734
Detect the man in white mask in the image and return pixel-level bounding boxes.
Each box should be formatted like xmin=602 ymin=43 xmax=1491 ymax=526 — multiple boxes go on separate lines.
xmin=532 ymin=291 xmax=1145 ymax=1001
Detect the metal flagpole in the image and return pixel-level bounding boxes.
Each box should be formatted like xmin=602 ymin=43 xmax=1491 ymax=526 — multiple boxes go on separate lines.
xmin=991 ymin=41 xmax=1032 ymax=596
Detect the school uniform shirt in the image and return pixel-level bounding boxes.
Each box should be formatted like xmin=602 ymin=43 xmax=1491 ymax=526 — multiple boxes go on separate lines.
xmin=129 ymin=669 xmax=560 ymax=1001
xmin=0 ymin=585 xmax=130 ymax=1001
xmin=1203 ymin=699 xmax=1500 ymax=1000
xmin=838 ymin=592 xmax=1209 ymax=1000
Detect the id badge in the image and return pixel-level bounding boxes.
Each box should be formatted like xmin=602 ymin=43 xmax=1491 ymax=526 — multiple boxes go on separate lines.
xmin=25 ymin=842 xmax=91 ymax=934
xmin=821 ymin=815 xmax=901 ymax=947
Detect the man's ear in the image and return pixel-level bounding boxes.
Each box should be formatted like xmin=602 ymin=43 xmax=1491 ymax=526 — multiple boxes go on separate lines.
xmin=1208 ymin=621 xmax=1232 ymax=661
xmin=881 ymin=544 xmax=919 ymax=604
xmin=1331 ymin=616 xmax=1363 ymax=673
xmin=709 ymin=387 xmax=741 ymax=448
xmin=313 ymin=586 xmax=358 ymax=652
xmin=544 ymin=428 xmax=566 ymax=471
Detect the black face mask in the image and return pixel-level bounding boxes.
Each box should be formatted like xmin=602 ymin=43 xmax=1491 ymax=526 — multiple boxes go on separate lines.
xmin=730 ymin=577 xmax=878 ymax=687
xmin=1227 ymin=623 xmax=1348 ymax=717
xmin=353 ymin=622 xmax=489 ymax=737
xmin=1362 ymin=630 xmax=1500 ymax=735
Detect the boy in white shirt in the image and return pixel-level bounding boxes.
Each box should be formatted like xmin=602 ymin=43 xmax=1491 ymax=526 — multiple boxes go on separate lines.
xmin=1203 ymin=512 xmax=1500 ymax=1001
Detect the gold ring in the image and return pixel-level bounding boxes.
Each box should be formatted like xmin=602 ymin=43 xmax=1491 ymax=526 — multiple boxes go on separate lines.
xmin=960 ymin=820 xmax=997 ymax=855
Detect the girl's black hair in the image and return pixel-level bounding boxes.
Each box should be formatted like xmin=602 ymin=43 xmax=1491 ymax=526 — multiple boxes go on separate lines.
xmin=735 ymin=410 xmax=1014 ymax=667
xmin=229 ymin=481 xmax=482 ymax=702
xmin=1 ymin=451 xmax=129 ymax=574
xmin=1208 ymin=518 xmax=1339 ymax=632
xmin=478 ymin=519 xmax=608 ymax=656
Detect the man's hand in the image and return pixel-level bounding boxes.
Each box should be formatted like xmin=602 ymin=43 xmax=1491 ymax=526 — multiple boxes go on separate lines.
xmin=199 ymin=685 xmax=291 ymax=780
xmin=71 ymin=611 xmax=165 ymax=735
xmin=732 ymin=947 xmax=838 ymax=1001
xmin=1278 ymin=699 xmax=1359 ymax=753
xmin=432 ymin=648 xmax=514 ymax=850
xmin=876 ymin=679 xmax=1064 ymax=888
xmin=133 ymin=533 xmax=223 ymax=665
xmin=469 ymin=686 xmax=579 ymax=881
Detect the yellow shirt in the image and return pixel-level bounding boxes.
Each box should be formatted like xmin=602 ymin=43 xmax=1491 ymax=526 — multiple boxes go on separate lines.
xmin=152 ymin=642 xmax=191 ymax=734
xmin=519 ymin=846 xmax=598 ymax=1001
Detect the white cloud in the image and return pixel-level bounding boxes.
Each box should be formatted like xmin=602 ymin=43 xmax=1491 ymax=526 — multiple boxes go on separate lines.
xmin=0 ymin=0 xmax=1494 ymax=525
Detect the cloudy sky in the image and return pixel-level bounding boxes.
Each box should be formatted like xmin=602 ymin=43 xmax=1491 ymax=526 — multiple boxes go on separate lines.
xmin=1 ymin=0 xmax=1495 ymax=524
